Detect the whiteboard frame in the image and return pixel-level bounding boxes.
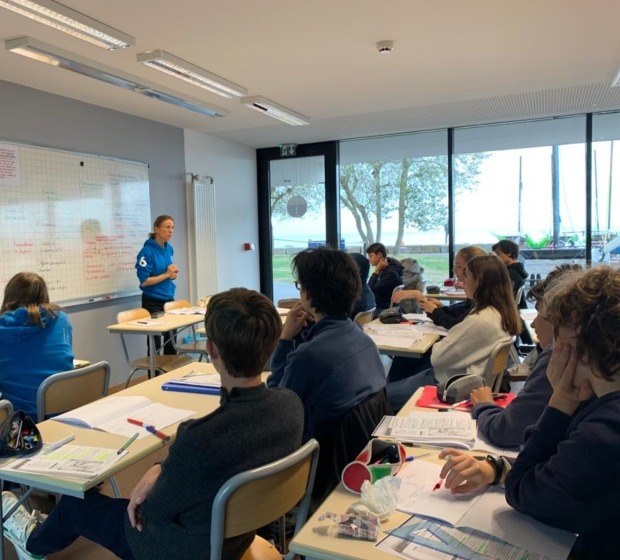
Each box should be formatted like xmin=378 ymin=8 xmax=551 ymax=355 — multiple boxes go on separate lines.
xmin=0 ymin=137 xmax=151 ymax=307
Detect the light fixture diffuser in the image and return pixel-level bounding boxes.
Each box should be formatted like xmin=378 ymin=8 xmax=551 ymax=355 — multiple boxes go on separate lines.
xmin=5 ymin=37 xmax=229 ymax=118
xmin=0 ymin=0 xmax=134 ymax=50
xmin=138 ymin=50 xmax=247 ymax=98
xmin=612 ymin=65 xmax=620 ymax=87
xmin=240 ymin=96 xmax=310 ymax=126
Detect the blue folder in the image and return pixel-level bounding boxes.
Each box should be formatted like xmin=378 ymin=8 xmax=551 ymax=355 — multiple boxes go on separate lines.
xmin=161 ymin=382 xmax=221 ymax=395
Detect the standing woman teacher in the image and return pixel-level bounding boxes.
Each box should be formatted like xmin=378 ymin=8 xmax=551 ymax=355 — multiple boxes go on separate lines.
xmin=135 ymin=215 xmax=178 ymax=354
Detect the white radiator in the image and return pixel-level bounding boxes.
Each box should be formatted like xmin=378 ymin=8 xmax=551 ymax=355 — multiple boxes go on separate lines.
xmin=187 ymin=176 xmax=217 ymax=302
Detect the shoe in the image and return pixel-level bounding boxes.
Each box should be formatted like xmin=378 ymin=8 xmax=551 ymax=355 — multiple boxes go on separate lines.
xmin=1 ymin=491 xmax=46 ymax=560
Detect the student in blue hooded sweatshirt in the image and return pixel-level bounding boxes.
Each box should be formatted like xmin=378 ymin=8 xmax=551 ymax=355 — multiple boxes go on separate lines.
xmin=135 ymin=215 xmax=179 ymax=354
xmin=0 ymin=272 xmax=74 ymax=419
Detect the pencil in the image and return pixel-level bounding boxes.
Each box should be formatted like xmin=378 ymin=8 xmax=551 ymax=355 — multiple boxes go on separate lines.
xmin=117 ymin=432 xmax=139 ymax=455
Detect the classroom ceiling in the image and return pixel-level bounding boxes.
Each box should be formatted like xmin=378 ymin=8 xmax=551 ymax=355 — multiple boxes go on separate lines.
xmin=1 ymin=0 xmax=620 ymax=148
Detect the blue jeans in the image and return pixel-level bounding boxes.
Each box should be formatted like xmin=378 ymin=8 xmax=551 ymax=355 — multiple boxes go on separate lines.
xmin=27 ymin=491 xmax=135 ymax=560
xmin=386 ymin=367 xmax=436 ymax=413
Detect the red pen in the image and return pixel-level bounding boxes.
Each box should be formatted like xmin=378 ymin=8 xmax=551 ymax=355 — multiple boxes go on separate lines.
xmin=127 ymin=418 xmax=170 ymax=441
xmin=432 ymin=480 xmax=442 ymax=492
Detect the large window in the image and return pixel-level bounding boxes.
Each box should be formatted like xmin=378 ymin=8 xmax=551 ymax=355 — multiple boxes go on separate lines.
xmin=339 ymin=131 xmax=450 ymax=285
xmin=592 ymin=113 xmax=620 ymax=268
xmin=453 ymin=117 xmax=587 ymax=281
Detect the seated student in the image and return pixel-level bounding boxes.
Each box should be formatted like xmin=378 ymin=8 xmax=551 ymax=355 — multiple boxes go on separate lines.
xmin=268 ymin=247 xmax=386 ymax=443
xmin=492 ymin=239 xmax=528 ymax=308
xmin=392 ymin=246 xmax=486 ymax=329
xmin=2 ymin=288 xmax=304 ymax=560
xmin=0 ymin=272 xmax=74 ymax=419
xmin=387 ymin=255 xmax=521 ymax=412
xmin=365 ymin=242 xmax=404 ymax=316
xmin=350 ymin=253 xmax=375 ymax=319
xmin=470 ymin=264 xmax=581 ymax=448
xmin=438 ymin=267 xmax=620 ymax=560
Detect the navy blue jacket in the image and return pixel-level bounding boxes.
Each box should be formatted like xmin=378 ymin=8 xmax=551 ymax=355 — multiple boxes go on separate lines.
xmin=267 ymin=316 xmax=386 ymax=442
xmin=472 ymin=346 xmax=552 ymax=448
xmin=427 ymin=299 xmax=472 ymax=330
xmin=505 ymin=391 xmax=620 ymax=560
xmin=368 ymin=258 xmax=404 ymax=312
xmin=135 ymin=237 xmax=176 ymax=301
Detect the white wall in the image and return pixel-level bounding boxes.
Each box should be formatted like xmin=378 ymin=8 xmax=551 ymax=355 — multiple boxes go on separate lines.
xmin=184 ymin=131 xmax=259 ymax=291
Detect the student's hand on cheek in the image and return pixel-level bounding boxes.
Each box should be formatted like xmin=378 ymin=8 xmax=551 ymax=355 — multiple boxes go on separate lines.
xmin=548 ymin=342 xmax=594 ymax=415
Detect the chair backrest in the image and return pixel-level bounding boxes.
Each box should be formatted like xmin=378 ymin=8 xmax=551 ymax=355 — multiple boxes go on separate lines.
xmin=390 ymin=284 xmax=405 ymax=307
xmin=117 ymin=307 xmax=150 ymax=323
xmin=353 ymin=307 xmax=375 ymax=326
xmin=482 ymin=336 xmax=516 ymax=392
xmin=514 ymin=285 xmax=525 ymax=306
xmin=36 ymin=361 xmax=111 ymax=422
xmin=210 ymin=439 xmax=319 ymax=560
xmin=277 ymin=298 xmax=301 ymax=310
xmin=0 ymin=399 xmax=14 ymax=423
xmin=164 ymin=299 xmax=191 ymax=311
xmin=312 ymin=389 xmax=392 ymax=506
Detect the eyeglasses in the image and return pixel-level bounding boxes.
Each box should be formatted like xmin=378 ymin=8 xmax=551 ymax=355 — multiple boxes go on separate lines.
xmin=294 ymin=280 xmax=302 ymax=291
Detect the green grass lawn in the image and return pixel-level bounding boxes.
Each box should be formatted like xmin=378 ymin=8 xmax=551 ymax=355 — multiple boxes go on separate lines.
xmin=272 ymin=252 xmax=450 ymax=285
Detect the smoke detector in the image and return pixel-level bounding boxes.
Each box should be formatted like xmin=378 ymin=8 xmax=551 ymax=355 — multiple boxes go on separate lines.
xmin=376 ymin=40 xmax=394 ymax=54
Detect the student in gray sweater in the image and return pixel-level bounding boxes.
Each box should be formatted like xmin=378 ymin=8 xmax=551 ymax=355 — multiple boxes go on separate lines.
xmin=3 ymin=288 xmax=304 ymax=560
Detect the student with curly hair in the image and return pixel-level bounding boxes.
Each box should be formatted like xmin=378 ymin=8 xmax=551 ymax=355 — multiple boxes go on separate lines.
xmin=438 ymin=267 xmax=620 ymax=560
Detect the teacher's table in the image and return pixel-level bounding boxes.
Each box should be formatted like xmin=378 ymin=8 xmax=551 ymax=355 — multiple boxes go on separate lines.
xmin=0 ymin=361 xmax=221 ymax=560
xmin=107 ymin=312 xmax=205 ymax=378
xmin=366 ymin=319 xmax=439 ymax=359
xmin=289 ymin=387 xmax=439 ymax=560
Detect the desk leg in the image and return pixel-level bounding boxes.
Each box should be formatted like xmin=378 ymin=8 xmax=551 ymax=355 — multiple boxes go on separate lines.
xmin=148 ymin=335 xmax=156 ymax=379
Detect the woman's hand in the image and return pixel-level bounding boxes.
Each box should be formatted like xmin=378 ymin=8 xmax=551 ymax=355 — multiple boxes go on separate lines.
xmin=420 ymin=298 xmax=442 ymax=313
xmin=281 ymin=304 xmax=310 ymax=340
xmin=438 ymin=449 xmax=495 ymax=494
xmin=392 ymin=289 xmax=423 ymax=304
xmin=167 ymin=264 xmax=178 ymax=279
xmin=547 ymin=342 xmax=594 ymax=415
xmin=470 ymin=386 xmax=494 ymax=406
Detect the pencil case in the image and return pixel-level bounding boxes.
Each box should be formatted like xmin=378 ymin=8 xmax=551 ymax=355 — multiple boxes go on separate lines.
xmin=436 ymin=373 xmax=485 ymax=404
xmin=0 ymin=411 xmax=43 ymax=457
xmin=341 ymin=439 xmax=406 ymax=494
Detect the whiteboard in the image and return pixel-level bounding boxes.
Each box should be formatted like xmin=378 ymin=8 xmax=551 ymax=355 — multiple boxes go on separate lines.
xmin=0 ymin=140 xmax=151 ymax=306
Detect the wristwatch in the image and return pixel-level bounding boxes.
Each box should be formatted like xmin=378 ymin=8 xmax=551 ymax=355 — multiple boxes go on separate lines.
xmin=485 ymin=454 xmax=503 ymax=486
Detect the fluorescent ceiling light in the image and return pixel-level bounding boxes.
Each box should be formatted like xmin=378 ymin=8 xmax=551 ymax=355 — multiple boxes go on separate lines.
xmin=138 ymin=49 xmax=247 ymax=99
xmin=5 ymin=37 xmax=229 ymax=118
xmin=241 ymin=96 xmax=309 ymax=126
xmin=0 ymin=0 xmax=134 ymax=50
xmin=612 ymin=65 xmax=620 ymax=87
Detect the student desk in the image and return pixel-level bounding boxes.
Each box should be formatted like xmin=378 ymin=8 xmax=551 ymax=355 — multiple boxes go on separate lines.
xmin=0 ymin=361 xmax=220 ymax=560
xmin=107 ymin=312 xmax=205 ymax=378
xmin=366 ymin=319 xmax=439 ymax=359
xmin=289 ymin=387 xmax=438 ymax=560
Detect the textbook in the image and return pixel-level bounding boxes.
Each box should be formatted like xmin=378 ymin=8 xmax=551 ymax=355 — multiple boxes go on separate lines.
xmin=393 ymin=459 xmax=576 ymax=560
xmin=373 ymin=413 xmax=476 ymax=449
xmin=6 ymin=444 xmax=124 ymax=480
xmin=54 ymin=396 xmax=194 ymax=439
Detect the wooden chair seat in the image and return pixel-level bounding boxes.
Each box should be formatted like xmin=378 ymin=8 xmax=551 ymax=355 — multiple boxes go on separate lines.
xmin=240 ymin=536 xmax=281 ymax=560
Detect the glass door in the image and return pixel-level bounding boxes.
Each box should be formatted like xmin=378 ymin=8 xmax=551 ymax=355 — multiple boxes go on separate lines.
xmin=257 ymin=142 xmax=339 ymax=302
